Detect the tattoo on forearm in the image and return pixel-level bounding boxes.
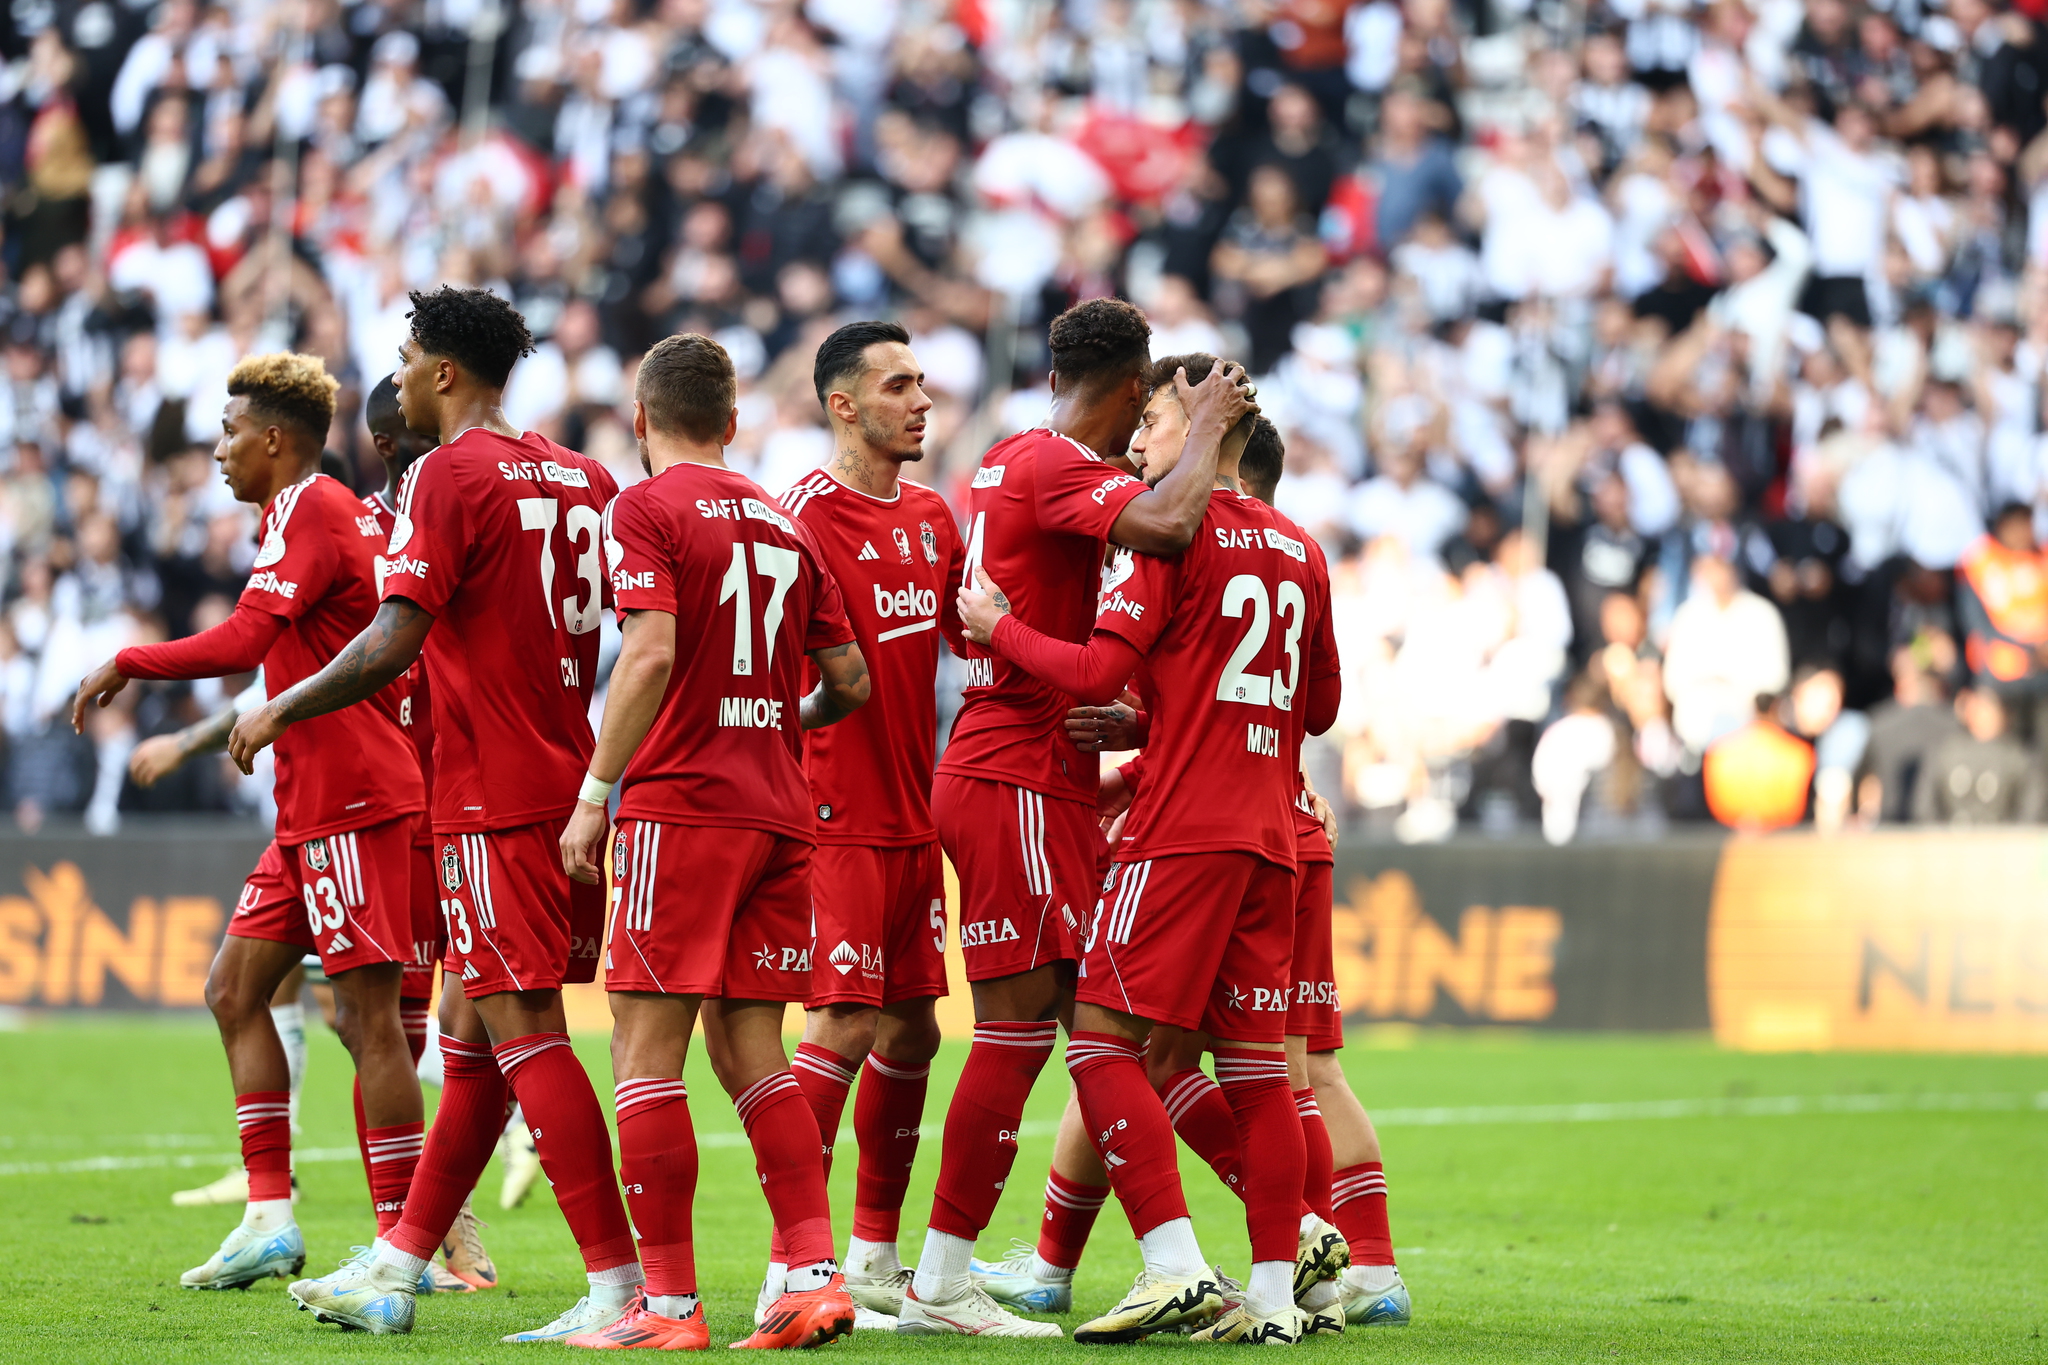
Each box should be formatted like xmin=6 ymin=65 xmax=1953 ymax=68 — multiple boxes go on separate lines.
xmin=278 ymin=600 xmax=428 ymax=724
xmin=185 ymin=705 xmax=240 ymax=758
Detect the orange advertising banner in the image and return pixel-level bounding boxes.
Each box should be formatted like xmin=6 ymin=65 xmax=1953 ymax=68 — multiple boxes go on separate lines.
xmin=1708 ymin=831 xmax=2048 ymax=1052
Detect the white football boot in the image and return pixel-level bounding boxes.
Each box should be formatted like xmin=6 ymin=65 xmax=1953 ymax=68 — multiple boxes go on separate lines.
xmin=896 ymin=1281 xmax=1065 ymax=1337
xmin=179 ymin=1220 xmax=305 ymax=1290
xmin=970 ymin=1239 xmax=1074 ymax=1313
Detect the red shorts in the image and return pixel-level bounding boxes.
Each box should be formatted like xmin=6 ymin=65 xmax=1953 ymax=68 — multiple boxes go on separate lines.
xmin=606 ymin=820 xmax=815 ymax=1000
xmin=807 ymin=841 xmax=949 ymax=1008
xmin=403 ymin=820 xmax=443 ymax=999
xmin=1080 ymin=851 xmax=1296 ymax=1043
xmin=435 ymin=821 xmax=604 ymax=997
xmin=934 ymin=774 xmax=1094 ymax=982
xmin=229 ymin=818 xmax=413 ymax=976
xmin=1287 ymin=857 xmax=1342 ymax=1051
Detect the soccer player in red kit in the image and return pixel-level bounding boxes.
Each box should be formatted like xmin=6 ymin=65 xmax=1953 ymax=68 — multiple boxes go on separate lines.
xmin=765 ymin=322 xmax=962 ymax=1326
xmin=958 ymin=354 xmax=1342 ymax=1345
xmin=554 ymin=333 xmax=871 ymax=1350
xmin=229 ymin=289 xmax=641 ymax=1340
xmin=72 ymin=354 xmax=426 ymax=1291
xmin=904 ymin=300 xmax=1253 ymax=1337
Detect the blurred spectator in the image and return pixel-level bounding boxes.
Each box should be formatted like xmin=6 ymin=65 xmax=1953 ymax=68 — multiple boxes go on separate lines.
xmin=1913 ymin=687 xmax=2046 ymax=823
xmin=1664 ymin=554 xmax=1791 ymax=753
xmin=1784 ymin=664 xmax=1869 ymax=833
xmin=1954 ymin=503 xmax=2048 ymax=739
xmin=1703 ymin=696 xmax=1816 ymax=831
xmin=1858 ymin=646 xmax=1965 ymax=823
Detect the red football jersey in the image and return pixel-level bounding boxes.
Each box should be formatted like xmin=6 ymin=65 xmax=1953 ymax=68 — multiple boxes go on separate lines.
xmin=240 ymin=474 xmax=423 ymax=842
xmin=381 ymin=428 xmax=618 ymax=833
xmin=935 ymin=428 xmax=1146 ymax=803
xmin=366 ymin=488 xmax=434 ymax=808
xmin=1094 ymin=490 xmax=1338 ymax=867
xmin=1290 ymin=535 xmax=1337 ymax=866
xmin=604 ymin=460 xmax=855 ymax=841
xmin=780 ymin=471 xmax=966 ymax=846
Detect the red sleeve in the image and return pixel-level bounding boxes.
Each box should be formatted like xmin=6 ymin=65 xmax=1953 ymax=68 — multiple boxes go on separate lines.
xmin=242 ymin=478 xmax=340 ymax=620
xmin=806 ymin=559 xmax=857 ymax=652
xmin=604 ymin=484 xmax=676 ymax=617
xmin=939 ymin=513 xmax=969 ymax=658
xmin=1033 ymin=437 xmax=1147 ymax=539
xmin=1119 ymin=753 xmax=1145 ymax=793
xmin=382 ymin=452 xmax=466 ymax=615
xmin=117 ymin=604 xmax=286 ymax=679
xmin=988 ymin=614 xmax=1143 ymax=704
xmin=1305 ymin=669 xmax=1341 ymax=736
xmin=1306 ymin=538 xmax=1339 ymax=680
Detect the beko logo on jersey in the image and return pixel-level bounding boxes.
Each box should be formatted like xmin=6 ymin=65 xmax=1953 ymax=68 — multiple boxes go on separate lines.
xmin=696 ymin=497 xmax=794 ymax=533
xmin=1090 ymin=475 xmax=1138 ymax=505
xmin=1101 ymin=591 xmax=1143 ymax=619
xmin=972 ymin=465 xmax=1006 ymax=488
xmin=874 ymin=583 xmax=937 ymax=619
xmin=719 ymin=697 xmax=786 ymax=728
xmin=385 ymin=554 xmax=430 ymax=578
xmin=498 ymin=459 xmax=591 ymax=488
xmin=247 ymin=571 xmax=298 ymax=597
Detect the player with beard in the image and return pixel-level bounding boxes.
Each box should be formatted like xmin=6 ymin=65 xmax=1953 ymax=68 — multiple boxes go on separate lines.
xmin=901 ymin=299 xmax=1252 ymax=1338
xmin=230 ymin=288 xmax=640 ymax=1340
xmin=957 ymin=355 xmax=1341 ymax=1345
xmin=748 ymin=323 xmax=965 ymax=1327
xmin=72 ymin=354 xmax=427 ymax=1293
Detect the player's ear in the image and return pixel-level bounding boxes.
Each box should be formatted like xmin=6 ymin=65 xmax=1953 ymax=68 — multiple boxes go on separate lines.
xmin=435 ymin=357 xmax=457 ymax=394
xmin=721 ymin=407 xmax=738 ymax=446
xmin=632 ymin=400 xmax=648 ymax=441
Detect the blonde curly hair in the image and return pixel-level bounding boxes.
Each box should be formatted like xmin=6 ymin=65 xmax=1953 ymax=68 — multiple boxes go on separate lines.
xmin=228 ymin=352 xmax=340 ymax=442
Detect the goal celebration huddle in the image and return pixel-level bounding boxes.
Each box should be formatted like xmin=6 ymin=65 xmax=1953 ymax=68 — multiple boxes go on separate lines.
xmin=70 ymin=286 xmax=1406 ymax=1349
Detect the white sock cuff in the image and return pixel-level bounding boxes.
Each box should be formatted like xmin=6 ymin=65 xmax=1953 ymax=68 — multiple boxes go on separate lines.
xmin=588 ymin=1261 xmax=645 ymax=1288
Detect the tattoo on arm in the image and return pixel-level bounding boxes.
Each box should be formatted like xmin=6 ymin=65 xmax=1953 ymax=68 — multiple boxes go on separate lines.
xmin=276 ymin=599 xmax=431 ymax=725
xmin=990 ymin=585 xmax=1011 ymax=613
xmin=180 ymin=703 xmax=242 ymax=759
xmin=801 ymin=641 xmax=869 ymax=729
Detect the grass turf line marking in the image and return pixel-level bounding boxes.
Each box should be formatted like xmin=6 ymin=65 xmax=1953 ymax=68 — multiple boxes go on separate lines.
xmin=7 ymin=1091 xmax=2039 ymax=1178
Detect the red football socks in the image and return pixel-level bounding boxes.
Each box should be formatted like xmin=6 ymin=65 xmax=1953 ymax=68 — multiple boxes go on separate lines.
xmin=1332 ymin=1162 xmax=1395 ymax=1266
xmin=1213 ymin=1049 xmax=1305 ymax=1264
xmin=385 ymin=1036 xmax=508 ymax=1262
xmin=399 ymin=997 xmax=431 ymax=1065
xmin=616 ymin=1077 xmax=698 ymax=1298
xmin=771 ymin=1043 xmax=859 ymax=1262
xmin=1066 ymin=1032 xmax=1189 ymax=1238
xmin=1037 ymin=1168 xmax=1110 ymax=1270
xmin=735 ymin=1071 xmax=835 ymax=1267
xmin=364 ymin=1120 xmax=425 ymax=1234
xmin=927 ymin=1021 xmax=1058 ymax=1240
xmin=492 ymin=1033 xmax=636 ymax=1273
xmin=1160 ymin=1067 xmax=1246 ymax=1200
xmin=234 ymin=1091 xmax=292 ymax=1203
xmin=1295 ymin=1088 xmax=1335 ymax=1222
xmin=852 ymin=1050 xmax=929 ymax=1242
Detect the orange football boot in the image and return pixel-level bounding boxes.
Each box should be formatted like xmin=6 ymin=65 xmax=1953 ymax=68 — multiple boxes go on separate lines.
xmin=566 ymin=1291 xmax=710 ymax=1350
xmin=728 ymin=1274 xmax=855 ymax=1349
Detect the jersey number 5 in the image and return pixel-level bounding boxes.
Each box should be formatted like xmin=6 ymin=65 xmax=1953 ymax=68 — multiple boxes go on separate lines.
xmin=518 ymin=498 xmax=603 ymax=635
xmin=720 ymin=542 xmax=800 ymax=676
xmin=1217 ymin=573 xmax=1305 ymax=710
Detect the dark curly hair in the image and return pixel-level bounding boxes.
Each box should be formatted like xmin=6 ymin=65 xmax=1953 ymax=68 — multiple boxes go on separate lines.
xmin=1047 ymin=297 xmax=1150 ymax=391
xmin=405 ymin=286 xmax=536 ymax=389
xmin=1238 ymin=415 xmax=1284 ymax=504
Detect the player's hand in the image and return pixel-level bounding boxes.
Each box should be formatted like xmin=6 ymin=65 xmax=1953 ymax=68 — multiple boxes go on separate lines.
xmin=1097 ymin=765 xmax=1135 ymax=821
xmin=71 ymin=659 xmax=129 ymax=733
xmin=128 ymin=734 xmax=186 ymax=788
xmin=560 ymin=800 xmax=610 ymax=885
xmin=1311 ymin=791 xmax=1338 ymax=850
xmin=1067 ymin=702 xmax=1142 ymax=754
xmin=956 ymin=567 xmax=1011 ymax=646
xmin=1177 ymin=360 xmax=1256 ymax=437
xmin=227 ymin=702 xmax=289 ymax=775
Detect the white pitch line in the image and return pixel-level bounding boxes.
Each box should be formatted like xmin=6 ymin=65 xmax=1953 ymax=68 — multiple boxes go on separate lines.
xmin=5 ymin=1092 xmax=2038 ymax=1178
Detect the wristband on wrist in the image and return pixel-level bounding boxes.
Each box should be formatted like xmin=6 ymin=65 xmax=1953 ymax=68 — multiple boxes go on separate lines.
xmin=578 ymin=773 xmax=615 ymax=806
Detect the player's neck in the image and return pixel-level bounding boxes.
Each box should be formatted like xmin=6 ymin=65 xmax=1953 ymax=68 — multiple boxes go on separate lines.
xmin=827 ymin=438 xmax=902 ymax=500
xmin=1047 ymin=393 xmax=1123 ymax=461
xmin=644 ymin=436 xmax=728 ymax=476
xmin=258 ymin=455 xmax=320 ymax=507
xmin=436 ymin=393 xmax=519 ymax=446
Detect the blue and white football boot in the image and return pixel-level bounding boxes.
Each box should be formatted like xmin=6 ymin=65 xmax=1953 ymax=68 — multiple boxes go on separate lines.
xmin=969 ymin=1240 xmax=1074 ymax=1313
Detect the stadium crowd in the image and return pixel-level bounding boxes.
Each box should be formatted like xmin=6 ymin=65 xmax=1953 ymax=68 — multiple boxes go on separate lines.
xmin=7 ymin=0 xmax=2048 ymax=840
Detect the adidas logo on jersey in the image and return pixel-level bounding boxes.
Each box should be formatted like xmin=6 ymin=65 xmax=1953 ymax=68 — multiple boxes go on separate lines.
xmin=857 ymin=541 xmax=879 ymax=560
xmin=328 ymin=931 xmax=354 ymax=952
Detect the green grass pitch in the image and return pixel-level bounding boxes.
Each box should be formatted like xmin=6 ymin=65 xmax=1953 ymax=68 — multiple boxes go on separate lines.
xmin=1 ymin=1018 xmax=2043 ymax=1362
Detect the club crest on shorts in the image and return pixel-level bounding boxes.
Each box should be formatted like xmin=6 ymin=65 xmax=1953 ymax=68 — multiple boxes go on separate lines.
xmin=303 ymin=838 xmax=330 ymax=873
xmin=919 ymin=520 xmax=938 ymax=564
xmin=613 ymin=830 xmax=630 ymax=879
xmin=441 ymin=844 xmax=463 ymax=891
xmin=893 ymin=526 xmax=913 ymax=563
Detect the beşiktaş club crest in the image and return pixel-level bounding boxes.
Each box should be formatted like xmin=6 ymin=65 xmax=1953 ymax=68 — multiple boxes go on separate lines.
xmin=919 ymin=520 xmax=938 ymax=564
xmin=303 ymin=838 xmax=330 ymax=873
xmin=614 ymin=830 xmax=630 ymax=879
xmin=893 ymin=526 xmax=914 ymax=563
xmin=441 ymin=844 xmax=463 ymax=891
